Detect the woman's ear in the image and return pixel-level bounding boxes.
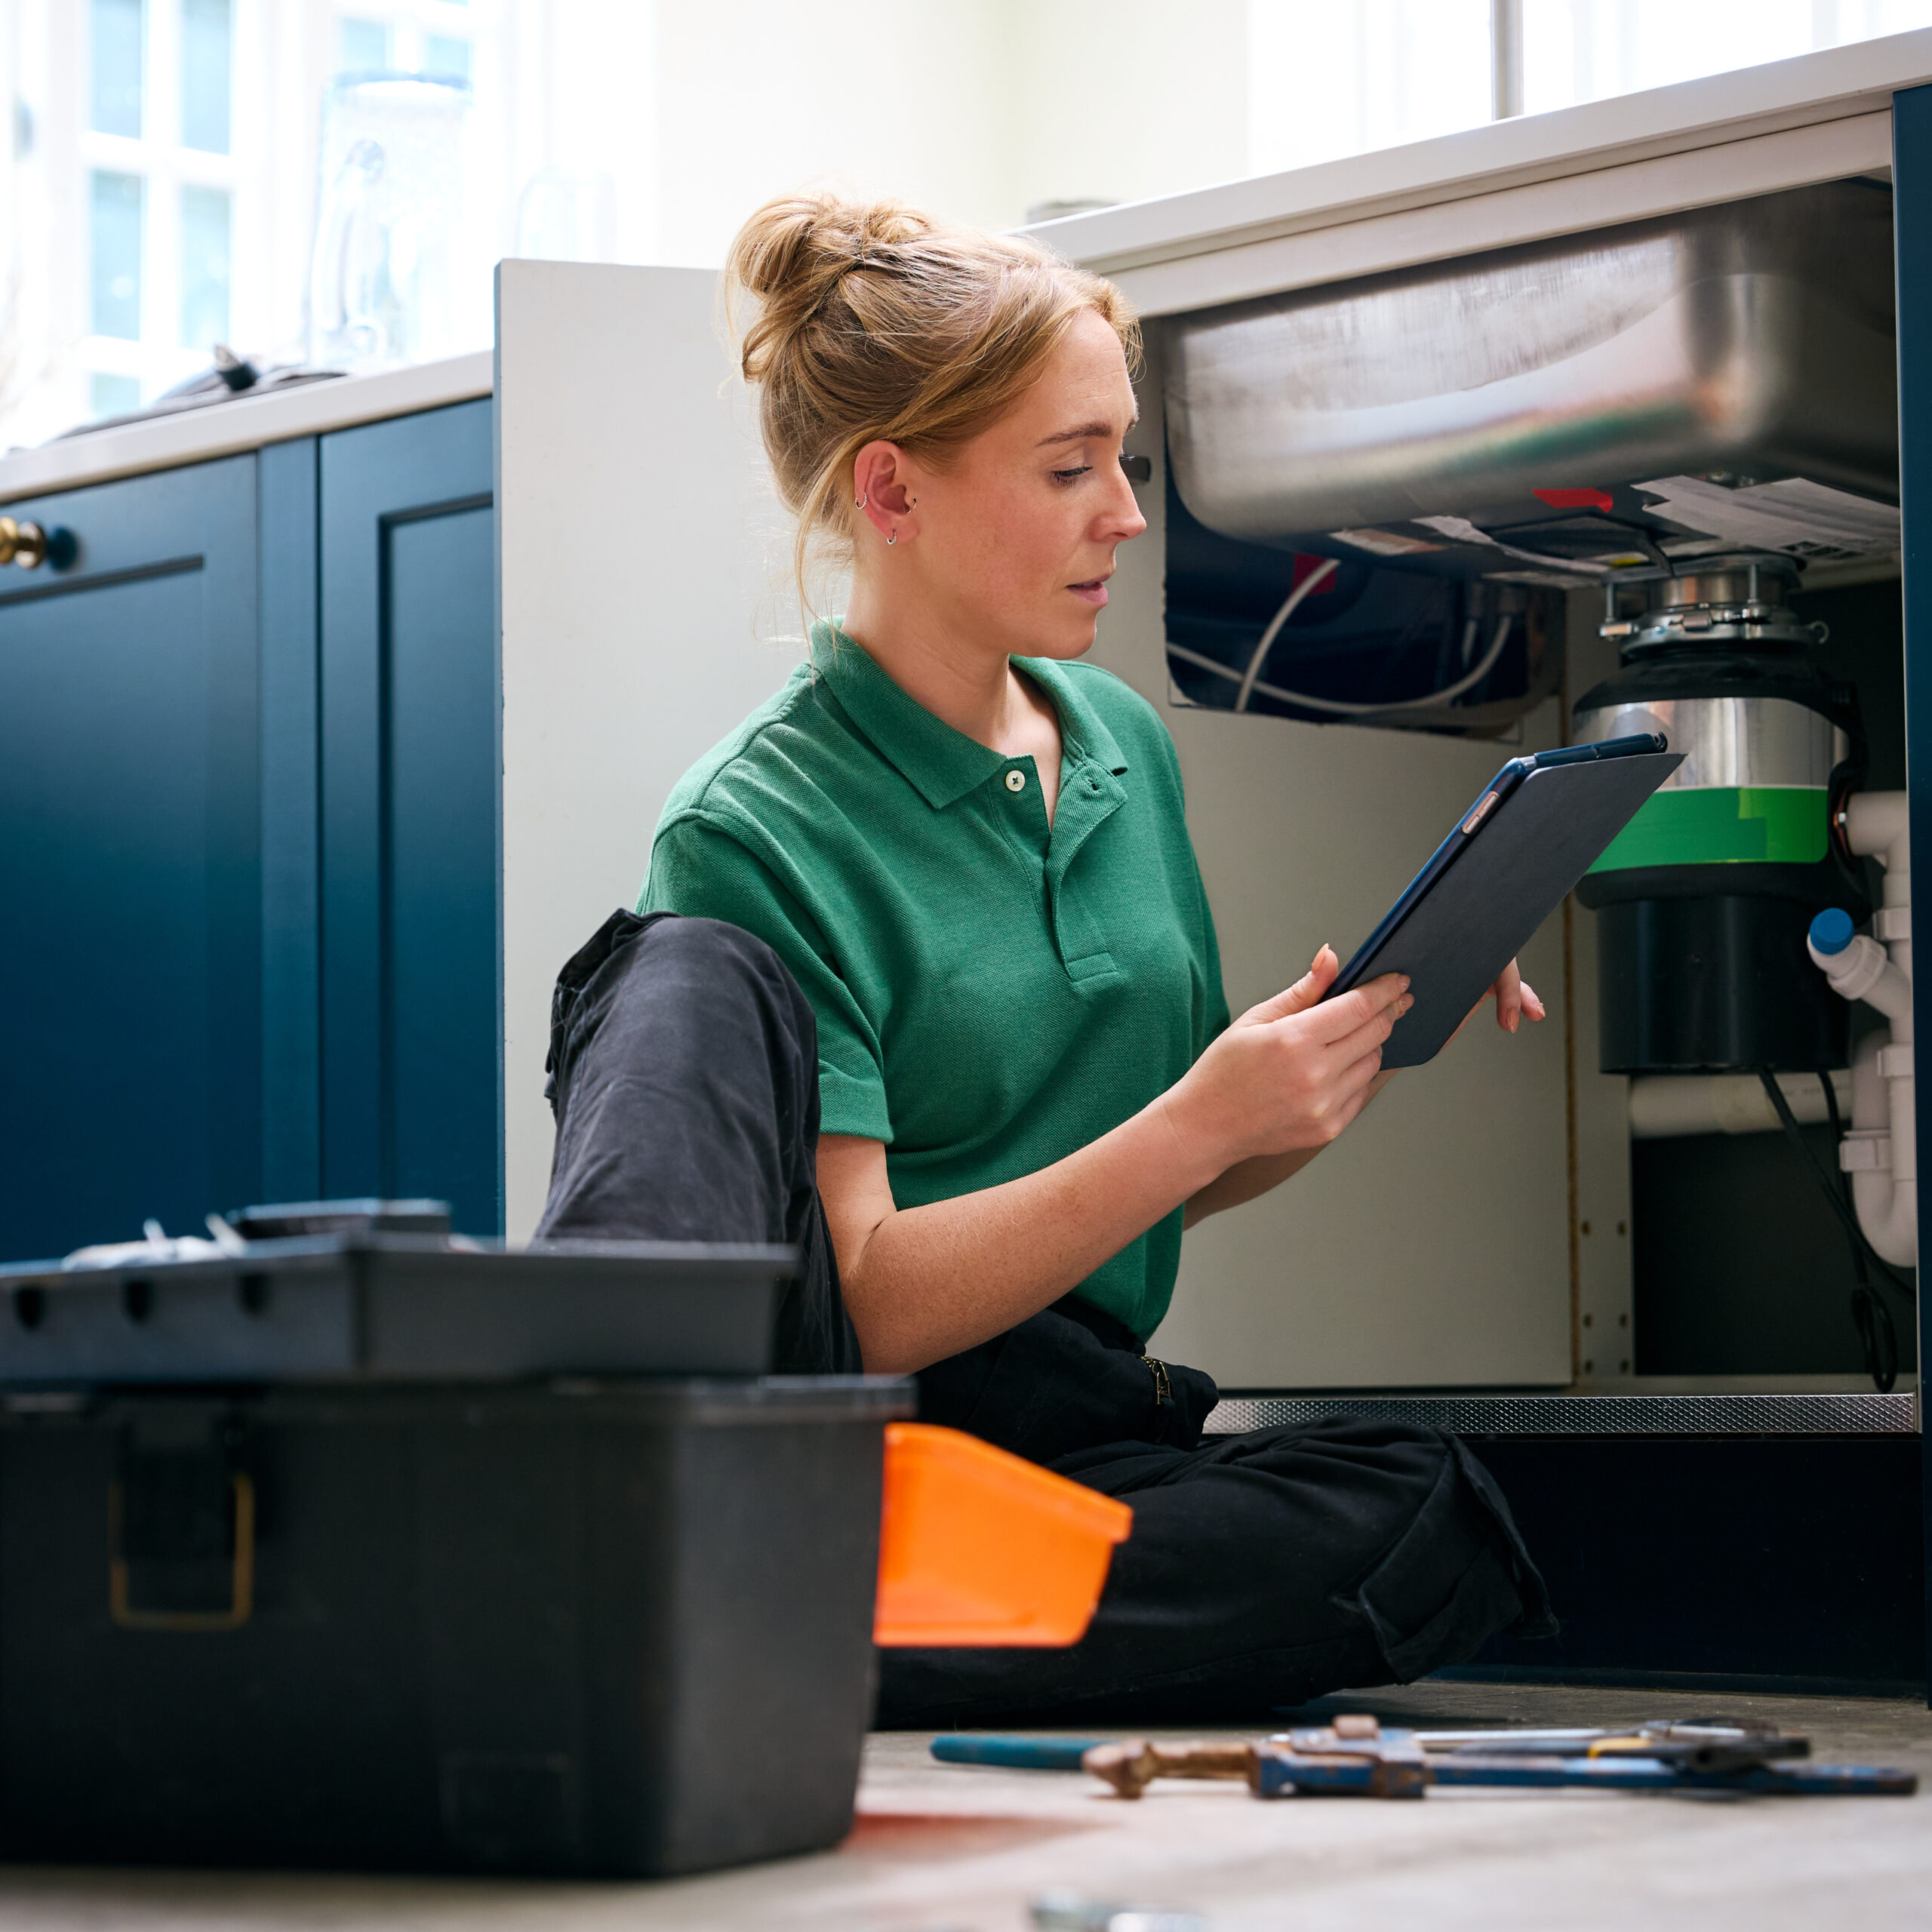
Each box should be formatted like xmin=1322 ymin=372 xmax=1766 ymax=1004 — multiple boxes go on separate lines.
xmin=852 ymin=441 xmax=915 ymax=543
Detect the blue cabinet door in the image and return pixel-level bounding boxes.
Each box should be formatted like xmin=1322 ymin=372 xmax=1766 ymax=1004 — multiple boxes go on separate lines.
xmin=0 ymin=457 xmax=260 ymax=1260
xmin=319 ymin=398 xmax=500 ymax=1235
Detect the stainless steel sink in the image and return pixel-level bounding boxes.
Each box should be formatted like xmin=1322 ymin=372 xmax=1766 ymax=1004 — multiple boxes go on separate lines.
xmin=1164 ymin=180 xmax=1898 ymax=545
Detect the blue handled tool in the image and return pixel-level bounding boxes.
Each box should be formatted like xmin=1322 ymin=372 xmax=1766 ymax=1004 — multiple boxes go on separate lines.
xmin=932 ymin=1735 xmax=1101 ymax=1771
xmin=1251 ymin=1743 xmax=1915 ymax=1798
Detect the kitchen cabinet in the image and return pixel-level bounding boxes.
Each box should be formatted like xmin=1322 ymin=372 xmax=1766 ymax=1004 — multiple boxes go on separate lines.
xmin=0 ymin=395 xmax=500 ymax=1260
xmin=0 ymin=456 xmax=260 ymax=1262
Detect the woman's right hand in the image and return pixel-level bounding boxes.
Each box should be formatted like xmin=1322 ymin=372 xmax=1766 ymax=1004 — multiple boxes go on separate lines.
xmin=1163 ymin=944 xmax=1411 ymax=1170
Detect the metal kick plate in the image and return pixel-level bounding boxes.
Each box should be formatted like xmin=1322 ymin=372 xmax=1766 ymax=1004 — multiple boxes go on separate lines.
xmin=1203 ymin=1392 xmax=1919 ymax=1437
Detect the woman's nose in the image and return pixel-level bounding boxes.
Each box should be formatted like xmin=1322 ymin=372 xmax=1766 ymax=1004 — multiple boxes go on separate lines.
xmin=1100 ymin=467 xmax=1149 ymax=542
xmin=1105 ymin=488 xmax=1149 ymax=543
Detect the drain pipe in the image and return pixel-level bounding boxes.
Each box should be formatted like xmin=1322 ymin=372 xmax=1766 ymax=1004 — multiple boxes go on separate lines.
xmin=1628 ymin=1070 xmax=1851 ymax=1138
xmin=1807 ymin=792 xmax=1915 ymax=1267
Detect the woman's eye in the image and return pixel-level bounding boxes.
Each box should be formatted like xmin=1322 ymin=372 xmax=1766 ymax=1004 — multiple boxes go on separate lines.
xmin=1051 ymin=464 xmax=1093 ymax=486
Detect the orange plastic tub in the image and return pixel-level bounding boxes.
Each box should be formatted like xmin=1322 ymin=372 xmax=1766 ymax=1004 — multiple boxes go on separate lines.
xmin=874 ymin=1423 xmax=1133 ymax=1647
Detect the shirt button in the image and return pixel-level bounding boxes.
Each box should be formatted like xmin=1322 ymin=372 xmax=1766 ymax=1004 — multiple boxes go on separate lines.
xmin=1004 ymin=769 xmax=1026 ymax=793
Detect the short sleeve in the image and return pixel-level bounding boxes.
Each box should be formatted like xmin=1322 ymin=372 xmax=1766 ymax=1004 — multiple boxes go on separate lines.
xmin=641 ymin=811 xmax=894 ymax=1143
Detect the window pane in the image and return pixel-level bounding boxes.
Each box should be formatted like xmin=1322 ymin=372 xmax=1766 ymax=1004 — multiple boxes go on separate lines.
xmin=180 ymin=184 xmax=231 ymax=349
xmin=89 ymin=372 xmax=142 ymax=420
xmin=90 ymin=170 xmax=144 ymax=340
xmin=1521 ymin=0 xmax=1932 ymax=117
xmin=423 ymin=34 xmax=471 ymax=84
xmin=181 ymin=0 xmax=231 ymax=154
xmin=339 ymin=17 xmax=390 ymax=72
xmin=89 ymin=0 xmax=143 ymax=138
xmin=1248 ymin=0 xmax=1491 ymax=176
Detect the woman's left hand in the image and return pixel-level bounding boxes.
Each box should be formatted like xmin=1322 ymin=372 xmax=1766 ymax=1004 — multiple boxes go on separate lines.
xmin=1475 ymin=958 xmax=1546 ymax=1035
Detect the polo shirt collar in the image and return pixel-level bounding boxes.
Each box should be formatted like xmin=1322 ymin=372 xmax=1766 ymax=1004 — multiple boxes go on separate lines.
xmin=1016 ymin=654 xmax=1129 ymax=780
xmin=811 ymin=622 xmax=1130 ymax=811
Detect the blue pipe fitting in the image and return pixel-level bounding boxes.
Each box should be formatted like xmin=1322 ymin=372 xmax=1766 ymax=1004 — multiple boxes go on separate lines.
xmin=1809 ymin=907 xmax=1857 ymax=957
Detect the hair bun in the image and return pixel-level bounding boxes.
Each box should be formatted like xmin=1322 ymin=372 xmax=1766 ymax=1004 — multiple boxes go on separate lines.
xmin=727 ymin=192 xmax=931 ymax=340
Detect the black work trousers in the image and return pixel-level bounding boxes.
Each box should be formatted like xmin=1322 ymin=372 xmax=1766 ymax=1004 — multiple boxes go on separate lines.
xmin=538 ymin=909 xmax=1555 ymax=1727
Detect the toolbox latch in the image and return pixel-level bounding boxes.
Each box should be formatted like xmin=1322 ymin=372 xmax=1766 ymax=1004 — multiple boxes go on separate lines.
xmin=108 ymin=1423 xmax=255 ymax=1633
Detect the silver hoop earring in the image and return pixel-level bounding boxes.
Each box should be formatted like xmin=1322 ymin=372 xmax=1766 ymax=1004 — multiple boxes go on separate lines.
xmin=887 ymin=528 xmax=897 ymax=546
xmin=854 ymin=492 xmax=868 ymax=509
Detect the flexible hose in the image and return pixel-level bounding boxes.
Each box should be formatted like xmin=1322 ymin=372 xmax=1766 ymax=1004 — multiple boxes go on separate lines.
xmin=1180 ymin=611 xmax=1515 ymax=718
xmin=1234 ymin=558 xmax=1339 ymax=712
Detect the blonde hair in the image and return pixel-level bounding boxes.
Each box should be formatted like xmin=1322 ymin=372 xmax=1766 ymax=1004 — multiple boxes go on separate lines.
xmin=724 ymin=190 xmax=1140 ymax=622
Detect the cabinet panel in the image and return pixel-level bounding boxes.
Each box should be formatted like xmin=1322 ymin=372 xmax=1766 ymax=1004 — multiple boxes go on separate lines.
xmin=319 ymin=399 xmax=500 ymax=1235
xmin=0 ymin=457 xmax=260 ymax=1258
xmin=260 ymin=438 xmax=322 ymax=1204
xmin=386 ymin=504 xmax=500 ymax=1217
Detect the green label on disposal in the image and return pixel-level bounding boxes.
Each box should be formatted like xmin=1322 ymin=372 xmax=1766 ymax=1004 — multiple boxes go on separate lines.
xmin=1587 ymin=786 xmax=1828 ymax=872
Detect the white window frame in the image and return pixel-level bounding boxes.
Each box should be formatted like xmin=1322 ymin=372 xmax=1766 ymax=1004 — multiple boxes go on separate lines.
xmin=78 ymin=0 xmax=246 ymax=404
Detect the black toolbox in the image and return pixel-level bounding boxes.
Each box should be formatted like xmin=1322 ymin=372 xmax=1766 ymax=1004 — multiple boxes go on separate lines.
xmin=0 ymin=1214 xmax=912 ymax=1876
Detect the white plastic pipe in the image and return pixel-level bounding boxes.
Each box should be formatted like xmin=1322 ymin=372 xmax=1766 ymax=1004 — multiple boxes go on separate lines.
xmin=1810 ymin=791 xmax=1915 ymax=1268
xmin=1628 ymin=1071 xmax=1851 ymax=1139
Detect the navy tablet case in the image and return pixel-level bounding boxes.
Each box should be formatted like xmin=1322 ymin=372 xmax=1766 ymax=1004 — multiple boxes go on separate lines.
xmin=1335 ymin=748 xmax=1681 ymax=1068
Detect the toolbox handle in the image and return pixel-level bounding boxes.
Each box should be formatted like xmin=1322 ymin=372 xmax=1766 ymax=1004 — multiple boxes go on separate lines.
xmin=108 ymin=1472 xmax=255 ymax=1633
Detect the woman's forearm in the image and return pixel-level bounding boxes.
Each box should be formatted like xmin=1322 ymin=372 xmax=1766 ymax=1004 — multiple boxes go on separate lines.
xmin=1182 ymin=1068 xmax=1398 ymax=1228
xmin=1183 ymin=1147 xmax=1321 ymax=1229
xmin=823 ymin=1098 xmax=1226 ymax=1375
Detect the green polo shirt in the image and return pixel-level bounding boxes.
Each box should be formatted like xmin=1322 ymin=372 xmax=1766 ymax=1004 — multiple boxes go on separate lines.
xmin=639 ymin=623 xmax=1229 ymax=1342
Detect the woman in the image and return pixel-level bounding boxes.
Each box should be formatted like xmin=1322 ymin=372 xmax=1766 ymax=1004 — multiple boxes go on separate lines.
xmin=537 ymin=193 xmax=1555 ymax=1724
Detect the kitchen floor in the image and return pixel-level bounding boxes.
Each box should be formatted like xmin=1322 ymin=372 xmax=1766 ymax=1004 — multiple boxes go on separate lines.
xmin=2 ymin=1682 xmax=1927 ymax=1931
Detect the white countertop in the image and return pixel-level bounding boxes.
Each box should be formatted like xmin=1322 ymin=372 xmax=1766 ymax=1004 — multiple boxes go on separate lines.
xmin=0 ymin=350 xmax=494 ymax=506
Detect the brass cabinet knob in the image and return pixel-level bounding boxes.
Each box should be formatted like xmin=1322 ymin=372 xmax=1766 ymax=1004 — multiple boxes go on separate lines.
xmin=0 ymin=517 xmax=48 ymax=568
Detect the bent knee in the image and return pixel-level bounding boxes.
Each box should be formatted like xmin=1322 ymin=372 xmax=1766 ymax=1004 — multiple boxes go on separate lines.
xmin=635 ymin=914 xmax=797 ymax=993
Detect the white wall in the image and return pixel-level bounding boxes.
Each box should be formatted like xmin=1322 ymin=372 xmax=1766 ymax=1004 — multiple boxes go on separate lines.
xmin=650 ymin=3 xmax=1012 ymax=260
xmin=1001 ymin=0 xmax=1250 ymax=218
xmin=496 ymin=260 xmax=803 ymax=1238
xmin=645 ymin=0 xmax=1254 ymax=263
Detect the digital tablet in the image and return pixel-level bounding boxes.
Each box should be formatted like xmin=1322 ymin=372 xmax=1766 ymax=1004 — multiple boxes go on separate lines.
xmin=1325 ymin=734 xmax=1680 ymax=1068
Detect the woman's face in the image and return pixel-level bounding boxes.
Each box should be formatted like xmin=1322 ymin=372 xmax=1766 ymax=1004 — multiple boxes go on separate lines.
xmin=863 ymin=308 xmax=1148 ymax=661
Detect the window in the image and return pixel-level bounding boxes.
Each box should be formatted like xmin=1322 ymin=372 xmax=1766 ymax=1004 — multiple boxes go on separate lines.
xmin=180 ymin=0 xmax=231 ymax=155
xmin=89 ymin=373 xmax=143 ymax=419
xmin=1521 ymin=0 xmax=1932 ymax=115
xmin=180 ymin=184 xmax=230 ymax=349
xmin=423 ymin=33 xmax=472 ymax=84
xmin=89 ymin=0 xmax=145 ymax=140
xmin=1247 ymin=0 xmax=1497 ymax=177
xmin=90 ymin=171 xmax=144 ymax=340
xmin=339 ymin=10 xmax=475 ymax=84
xmin=7 ymin=0 xmax=508 ymax=445
xmin=340 ymin=17 xmax=392 ymax=72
